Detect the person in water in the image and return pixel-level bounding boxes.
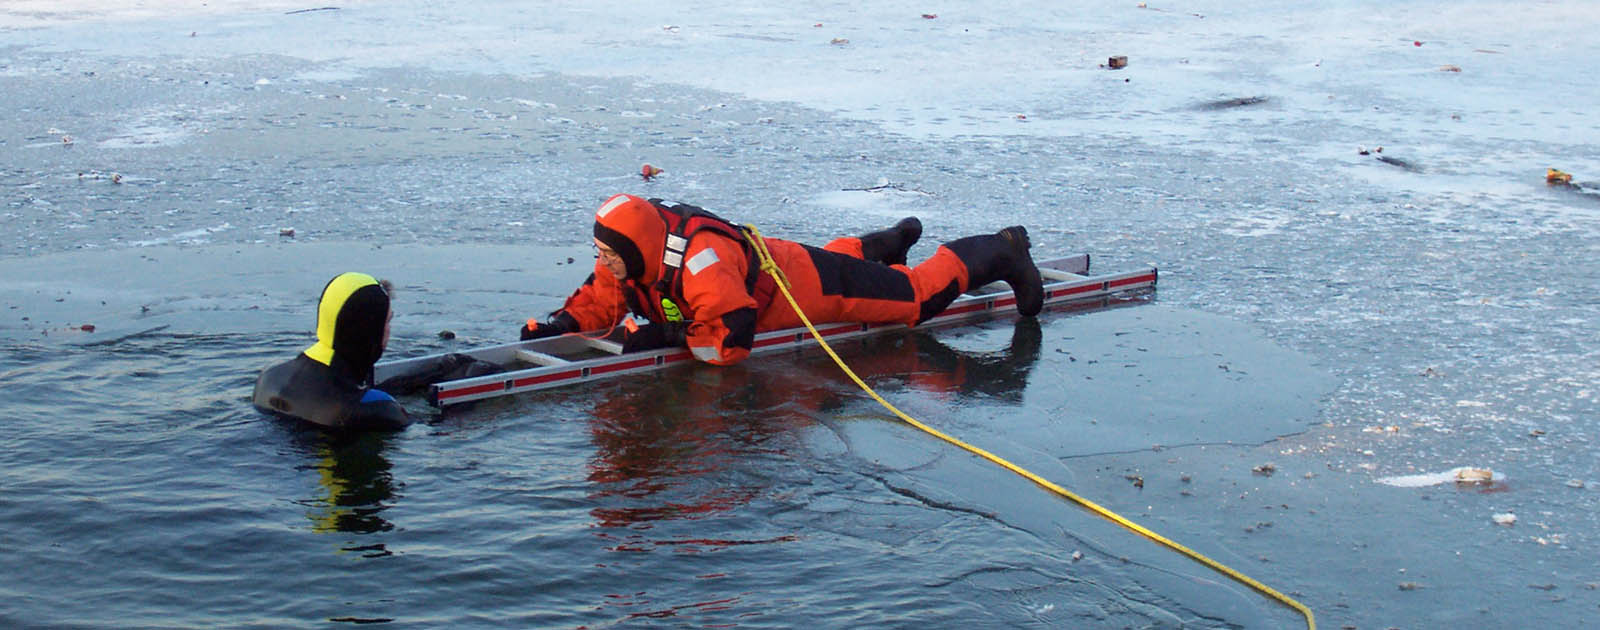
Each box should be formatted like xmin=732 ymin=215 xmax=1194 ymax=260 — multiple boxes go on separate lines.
xmin=519 ymin=194 xmax=1045 ymax=365
xmin=253 ymin=272 xmax=410 ymax=431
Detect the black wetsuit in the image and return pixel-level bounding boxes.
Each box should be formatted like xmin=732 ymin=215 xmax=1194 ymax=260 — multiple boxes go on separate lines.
xmin=253 ymin=273 xmax=411 ymax=432
xmin=254 ymin=353 xmax=410 ymax=431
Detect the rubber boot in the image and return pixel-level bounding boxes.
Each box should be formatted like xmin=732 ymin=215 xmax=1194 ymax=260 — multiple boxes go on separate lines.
xmin=857 ymin=217 xmax=922 ymax=266
xmin=942 ymin=226 xmax=1044 ymax=317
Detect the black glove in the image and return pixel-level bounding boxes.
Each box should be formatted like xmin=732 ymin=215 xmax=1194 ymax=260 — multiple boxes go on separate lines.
xmin=622 ymin=320 xmax=688 ymax=353
xmin=519 ymin=311 xmax=578 ymax=340
xmin=375 ymin=353 xmax=501 ymax=395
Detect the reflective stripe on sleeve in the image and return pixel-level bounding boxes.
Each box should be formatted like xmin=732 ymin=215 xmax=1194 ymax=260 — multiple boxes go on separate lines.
xmin=686 ymin=248 xmax=720 ymax=275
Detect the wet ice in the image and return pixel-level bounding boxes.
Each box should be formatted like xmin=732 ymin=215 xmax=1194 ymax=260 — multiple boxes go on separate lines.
xmin=3 ymin=2 xmax=1599 ymax=629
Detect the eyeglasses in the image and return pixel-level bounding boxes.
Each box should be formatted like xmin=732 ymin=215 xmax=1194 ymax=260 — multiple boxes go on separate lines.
xmin=593 ymin=243 xmax=622 ymax=263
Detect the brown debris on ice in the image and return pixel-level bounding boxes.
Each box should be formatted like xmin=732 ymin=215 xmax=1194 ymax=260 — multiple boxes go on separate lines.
xmin=1455 ymin=468 xmax=1493 ymax=484
xmin=1375 ymin=467 xmax=1501 ymax=488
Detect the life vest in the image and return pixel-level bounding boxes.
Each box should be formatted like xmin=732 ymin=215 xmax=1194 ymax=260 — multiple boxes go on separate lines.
xmin=642 ymin=198 xmax=778 ymax=322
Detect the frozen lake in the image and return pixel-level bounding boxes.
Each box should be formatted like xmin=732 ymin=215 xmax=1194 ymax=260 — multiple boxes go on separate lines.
xmin=3 ymin=2 xmax=1598 ymax=628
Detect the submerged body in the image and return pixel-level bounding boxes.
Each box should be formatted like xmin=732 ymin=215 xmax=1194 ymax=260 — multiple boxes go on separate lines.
xmin=253 ymin=355 xmax=409 ymax=431
xmin=253 ymin=272 xmax=410 ymax=431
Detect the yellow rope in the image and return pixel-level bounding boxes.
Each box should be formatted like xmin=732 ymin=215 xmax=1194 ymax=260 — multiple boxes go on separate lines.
xmin=742 ymin=225 xmax=1315 ymax=630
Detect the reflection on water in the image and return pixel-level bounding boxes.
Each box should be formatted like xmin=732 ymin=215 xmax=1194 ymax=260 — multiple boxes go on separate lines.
xmin=585 ymin=373 xmax=781 ymax=530
xmin=891 ymin=317 xmax=1042 ymax=403
xmin=289 ymin=429 xmax=399 ymax=543
xmin=576 ymin=320 xmax=1049 ymax=622
xmin=583 ymin=319 xmax=1043 ymax=531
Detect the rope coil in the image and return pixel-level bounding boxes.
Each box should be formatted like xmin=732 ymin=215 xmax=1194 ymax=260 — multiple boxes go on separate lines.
xmin=742 ymin=224 xmax=1315 ymax=630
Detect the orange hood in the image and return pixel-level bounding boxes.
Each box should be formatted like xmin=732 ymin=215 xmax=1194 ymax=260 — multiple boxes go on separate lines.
xmin=592 ymin=194 xmax=667 ymax=284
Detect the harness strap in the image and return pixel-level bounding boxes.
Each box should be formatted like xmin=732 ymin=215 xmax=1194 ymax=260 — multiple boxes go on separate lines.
xmin=646 ymin=198 xmax=774 ymax=314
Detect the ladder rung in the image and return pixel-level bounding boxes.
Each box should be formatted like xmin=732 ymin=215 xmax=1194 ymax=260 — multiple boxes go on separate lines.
xmin=584 ymin=337 xmax=624 ymax=355
xmin=514 ymin=348 xmax=571 ymax=366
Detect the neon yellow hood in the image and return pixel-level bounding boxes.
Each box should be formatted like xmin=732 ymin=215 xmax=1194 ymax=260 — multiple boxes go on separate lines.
xmin=303 ymin=272 xmax=389 ymax=377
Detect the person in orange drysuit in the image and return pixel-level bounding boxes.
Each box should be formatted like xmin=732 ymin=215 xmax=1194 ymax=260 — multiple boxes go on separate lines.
xmin=519 ymin=194 xmax=1044 ymax=365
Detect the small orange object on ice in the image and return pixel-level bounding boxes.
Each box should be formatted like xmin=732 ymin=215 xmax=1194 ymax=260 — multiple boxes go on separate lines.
xmin=1546 ymin=168 xmax=1573 ymax=185
xmin=641 ymin=164 xmax=664 ymax=180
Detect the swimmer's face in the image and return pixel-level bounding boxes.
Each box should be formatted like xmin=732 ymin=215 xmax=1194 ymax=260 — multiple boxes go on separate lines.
xmin=594 ymin=238 xmax=626 ymax=280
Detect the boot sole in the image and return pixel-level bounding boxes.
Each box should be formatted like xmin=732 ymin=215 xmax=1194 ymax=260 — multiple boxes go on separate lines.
xmin=999 ymin=226 xmax=1044 ymax=317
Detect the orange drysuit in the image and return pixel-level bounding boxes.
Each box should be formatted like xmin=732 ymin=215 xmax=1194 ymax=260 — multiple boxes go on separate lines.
xmin=530 ymin=194 xmax=1041 ymax=366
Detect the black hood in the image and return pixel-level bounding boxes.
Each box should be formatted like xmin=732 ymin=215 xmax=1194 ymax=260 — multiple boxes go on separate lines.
xmin=303 ymin=272 xmax=389 ymax=383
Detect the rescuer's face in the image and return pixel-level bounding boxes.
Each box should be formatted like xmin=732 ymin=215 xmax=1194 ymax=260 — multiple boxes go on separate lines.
xmin=594 ymin=238 xmax=627 ymax=280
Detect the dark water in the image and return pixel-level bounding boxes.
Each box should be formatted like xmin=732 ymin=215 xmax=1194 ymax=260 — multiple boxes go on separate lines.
xmin=4 ymin=4 xmax=1600 ymax=628
xmin=1 ymin=304 xmax=1320 ymax=629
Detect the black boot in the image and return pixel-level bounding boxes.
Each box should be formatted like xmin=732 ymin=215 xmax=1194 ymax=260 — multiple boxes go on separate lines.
xmin=858 ymin=217 xmax=922 ymax=266
xmin=942 ymin=226 xmax=1044 ymax=317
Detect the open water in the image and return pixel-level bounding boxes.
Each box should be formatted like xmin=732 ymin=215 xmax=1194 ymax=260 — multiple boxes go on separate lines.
xmin=3 ymin=2 xmax=1598 ymax=629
